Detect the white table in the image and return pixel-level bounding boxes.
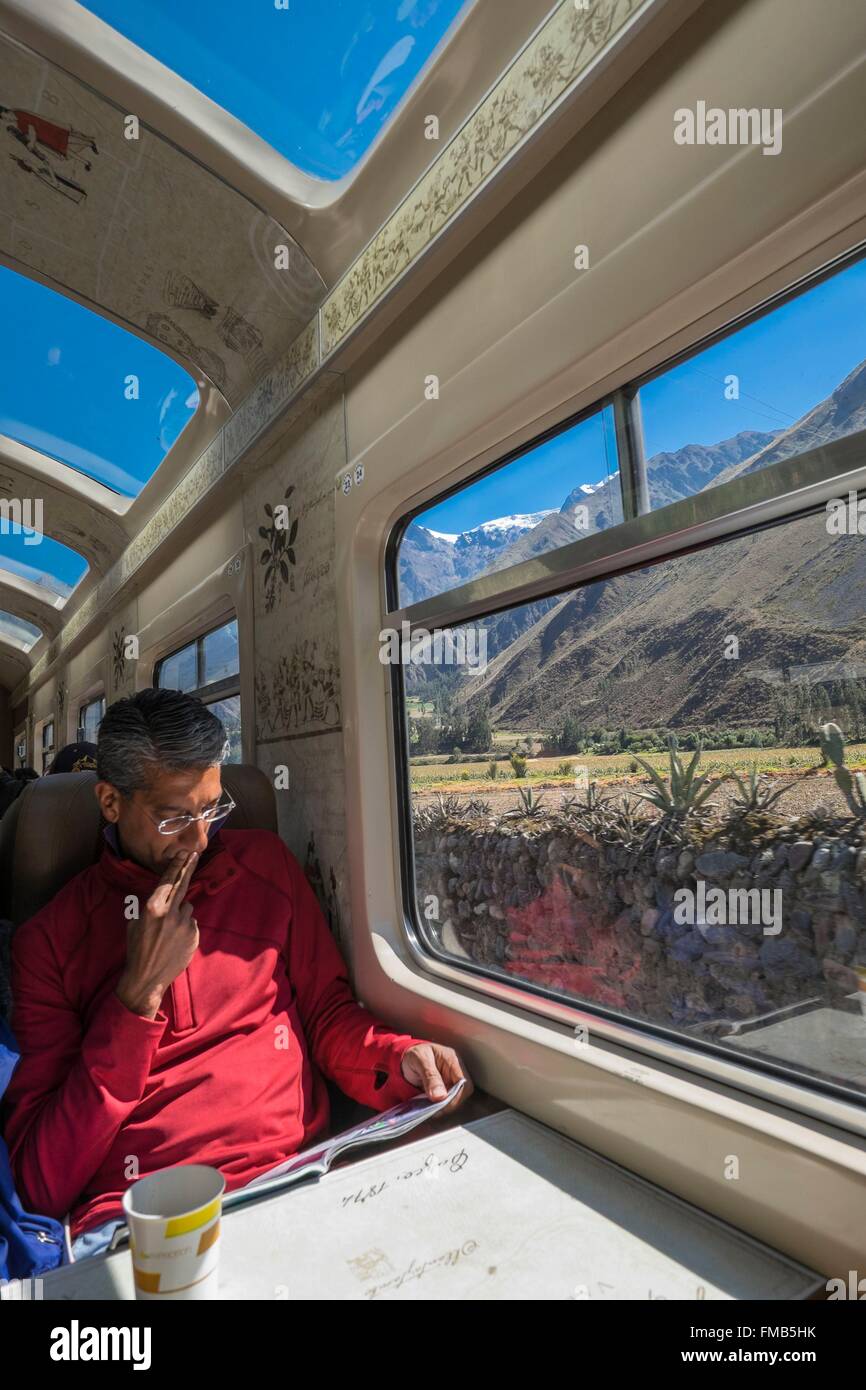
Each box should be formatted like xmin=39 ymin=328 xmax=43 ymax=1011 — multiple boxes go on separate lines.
xmin=30 ymin=1109 xmax=822 ymax=1300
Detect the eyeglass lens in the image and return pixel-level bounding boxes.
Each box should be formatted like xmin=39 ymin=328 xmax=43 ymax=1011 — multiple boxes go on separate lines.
xmin=159 ymin=802 xmax=234 ymax=834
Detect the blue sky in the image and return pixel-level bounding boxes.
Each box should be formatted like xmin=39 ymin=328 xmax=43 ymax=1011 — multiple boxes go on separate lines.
xmin=419 ymin=254 xmax=866 ymax=535
xmin=0 ymin=265 xmax=197 ymax=602
xmin=0 ymin=267 xmax=198 ymax=501
xmin=82 ymin=0 xmax=468 ymax=180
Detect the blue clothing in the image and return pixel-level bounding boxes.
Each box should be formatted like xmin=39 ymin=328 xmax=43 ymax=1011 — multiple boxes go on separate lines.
xmin=0 ymin=1017 xmax=66 ymax=1278
xmin=71 ymin=1216 xmax=126 ymax=1262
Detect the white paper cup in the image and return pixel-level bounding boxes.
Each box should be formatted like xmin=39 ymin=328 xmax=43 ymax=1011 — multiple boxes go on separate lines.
xmin=121 ymin=1165 xmax=225 ymax=1300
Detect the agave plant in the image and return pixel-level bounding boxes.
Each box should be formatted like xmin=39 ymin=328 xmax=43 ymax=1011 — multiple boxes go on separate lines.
xmin=413 ymin=791 xmax=469 ymax=829
xmin=503 ymin=786 xmax=547 ymax=818
xmin=632 ymin=735 xmax=725 ymax=818
xmin=573 ymin=779 xmax=606 ymax=812
xmin=817 ymin=721 xmax=866 ymax=818
xmin=729 ymin=764 xmax=798 ymax=815
xmin=608 ymin=793 xmax=644 ymax=838
xmin=464 ymin=796 xmax=492 ymax=818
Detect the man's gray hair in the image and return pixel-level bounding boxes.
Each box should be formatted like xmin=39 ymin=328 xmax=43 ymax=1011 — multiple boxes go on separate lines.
xmin=97 ymin=688 xmax=228 ymax=796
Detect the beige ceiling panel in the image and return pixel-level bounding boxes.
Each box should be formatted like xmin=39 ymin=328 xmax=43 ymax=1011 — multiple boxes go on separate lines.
xmin=0 ymin=649 xmax=27 ymax=687
xmin=0 ymin=572 xmax=59 ymax=639
xmin=0 ymin=440 xmax=126 ymax=573
xmin=0 ymin=33 xmax=326 ymax=405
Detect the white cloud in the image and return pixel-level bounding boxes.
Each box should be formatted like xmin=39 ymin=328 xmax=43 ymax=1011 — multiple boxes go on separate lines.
xmin=158 ymin=387 xmax=178 ymax=425
xmin=356 ymin=36 xmax=415 ymax=122
xmin=47 ymin=346 xmax=61 ymax=366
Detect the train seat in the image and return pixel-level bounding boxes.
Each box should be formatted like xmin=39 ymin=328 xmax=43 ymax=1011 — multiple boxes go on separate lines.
xmin=0 ymin=765 xmax=371 ymax=1141
xmin=0 ymin=765 xmax=277 ymax=928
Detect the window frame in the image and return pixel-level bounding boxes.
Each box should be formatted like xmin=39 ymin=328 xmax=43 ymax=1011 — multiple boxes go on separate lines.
xmin=153 ymin=618 xmax=242 ymax=761
xmin=77 ymin=695 xmax=106 ymax=744
xmin=40 ymin=717 xmax=55 ymax=774
xmin=153 ymin=618 xmax=240 ymax=707
xmin=385 ymin=393 xmax=623 ymax=612
xmin=385 ymin=240 xmax=866 ymax=1139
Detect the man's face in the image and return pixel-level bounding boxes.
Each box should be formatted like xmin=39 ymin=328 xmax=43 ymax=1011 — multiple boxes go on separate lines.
xmin=95 ymin=764 xmax=224 ymax=873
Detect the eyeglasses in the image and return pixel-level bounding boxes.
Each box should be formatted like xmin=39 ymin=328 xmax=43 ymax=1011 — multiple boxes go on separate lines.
xmin=138 ymin=797 xmax=236 ymax=836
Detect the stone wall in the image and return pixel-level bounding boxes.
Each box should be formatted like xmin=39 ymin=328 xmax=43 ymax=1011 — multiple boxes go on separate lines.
xmin=413 ymin=804 xmax=866 ymax=1033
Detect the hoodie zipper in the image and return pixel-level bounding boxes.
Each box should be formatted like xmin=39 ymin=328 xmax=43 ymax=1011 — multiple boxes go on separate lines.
xmin=169 ymin=968 xmax=196 ymax=1033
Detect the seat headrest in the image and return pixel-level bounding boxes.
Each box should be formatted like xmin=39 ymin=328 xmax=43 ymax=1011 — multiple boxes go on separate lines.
xmin=0 ymin=765 xmax=278 ymax=926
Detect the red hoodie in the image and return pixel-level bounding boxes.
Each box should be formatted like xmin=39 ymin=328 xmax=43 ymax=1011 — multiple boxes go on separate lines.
xmin=1 ymin=828 xmax=429 ymax=1239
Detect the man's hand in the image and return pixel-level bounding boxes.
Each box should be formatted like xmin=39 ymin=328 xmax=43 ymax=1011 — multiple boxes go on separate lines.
xmin=115 ymin=849 xmax=200 ymax=1019
xmin=400 ymin=1043 xmax=473 ymax=1116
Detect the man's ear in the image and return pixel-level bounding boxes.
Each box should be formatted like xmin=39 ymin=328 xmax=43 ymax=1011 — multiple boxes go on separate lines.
xmin=94 ymin=780 xmax=121 ymax=823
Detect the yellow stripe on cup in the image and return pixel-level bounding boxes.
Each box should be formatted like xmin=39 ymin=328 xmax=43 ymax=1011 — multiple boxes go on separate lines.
xmin=164 ymin=1196 xmax=221 ymax=1238
xmin=197 ymin=1220 xmax=220 ymax=1256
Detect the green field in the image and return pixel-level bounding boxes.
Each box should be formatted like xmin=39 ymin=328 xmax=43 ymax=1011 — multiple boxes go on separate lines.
xmin=405 ymin=697 xmax=438 ymax=718
xmin=409 ymin=742 xmax=866 ymax=792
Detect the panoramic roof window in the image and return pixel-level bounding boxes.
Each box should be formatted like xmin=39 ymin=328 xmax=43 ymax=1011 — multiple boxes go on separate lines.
xmin=0 ymin=610 xmax=42 ymax=653
xmin=0 ymin=529 xmax=89 ymax=601
xmin=81 ymin=0 xmax=469 ymax=180
xmin=0 ymin=610 xmax=42 ymax=652
xmin=0 ymin=266 xmax=199 ymax=498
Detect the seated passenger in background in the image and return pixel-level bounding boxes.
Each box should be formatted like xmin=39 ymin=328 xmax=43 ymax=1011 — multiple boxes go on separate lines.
xmin=1 ymin=689 xmax=471 ymax=1260
xmin=48 ymin=742 xmax=98 ymax=774
xmin=0 ymin=767 xmax=21 ymax=819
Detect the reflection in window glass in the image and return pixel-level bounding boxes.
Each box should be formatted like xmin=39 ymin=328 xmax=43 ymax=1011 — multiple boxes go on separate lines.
xmin=640 ymin=254 xmax=866 ymax=512
xmin=158 ymin=641 xmax=198 ymax=693
xmin=207 ymin=696 xmax=241 ymax=763
xmin=404 ymin=507 xmax=866 ymax=1100
xmin=398 ymin=405 xmax=620 ymax=607
xmin=202 ymin=619 xmax=239 ymax=685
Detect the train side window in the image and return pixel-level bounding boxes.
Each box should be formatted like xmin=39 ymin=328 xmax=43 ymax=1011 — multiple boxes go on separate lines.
xmin=637 ymin=253 xmax=866 ymax=513
xmin=390 ymin=246 xmax=866 ymax=1119
xmin=155 ymin=618 xmax=241 ymax=762
xmin=394 ymin=403 xmax=620 ymax=608
xmin=77 ymin=696 xmax=106 ymax=744
xmin=40 ymin=718 xmax=55 ymax=773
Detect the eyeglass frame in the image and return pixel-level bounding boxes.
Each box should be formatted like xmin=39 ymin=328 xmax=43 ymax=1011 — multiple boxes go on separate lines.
xmin=133 ymin=795 xmax=237 ymax=837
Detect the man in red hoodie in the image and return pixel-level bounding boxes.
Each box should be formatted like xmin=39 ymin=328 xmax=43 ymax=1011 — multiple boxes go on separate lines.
xmin=1 ymin=689 xmax=471 ymax=1260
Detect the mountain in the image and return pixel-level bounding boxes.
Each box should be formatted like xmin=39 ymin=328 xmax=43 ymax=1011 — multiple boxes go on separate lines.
xmin=458 ymin=512 xmax=866 ymax=731
xmin=709 ymin=358 xmax=866 ymax=488
xmin=399 ymin=431 xmax=781 ymax=608
xmin=397 ymin=512 xmax=554 ymax=606
xmin=448 ymin=357 xmax=866 ymax=732
xmin=490 ymin=430 xmax=779 ymax=574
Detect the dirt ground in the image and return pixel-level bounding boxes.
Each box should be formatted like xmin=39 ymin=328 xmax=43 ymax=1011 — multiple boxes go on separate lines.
xmin=412 ymin=770 xmax=855 ymax=821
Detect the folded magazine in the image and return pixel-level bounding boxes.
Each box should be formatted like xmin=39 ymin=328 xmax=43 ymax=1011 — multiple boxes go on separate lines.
xmin=223 ymin=1076 xmax=467 ymax=1212
xmin=106 ymin=1075 xmax=467 ymax=1251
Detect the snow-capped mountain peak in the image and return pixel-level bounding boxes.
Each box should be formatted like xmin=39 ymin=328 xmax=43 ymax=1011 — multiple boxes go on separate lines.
xmin=419 ymin=511 xmax=553 ymax=545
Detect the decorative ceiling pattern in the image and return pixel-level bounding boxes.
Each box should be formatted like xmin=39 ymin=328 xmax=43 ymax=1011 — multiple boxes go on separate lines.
xmin=13 ymin=0 xmax=659 ymax=703
xmin=0 ymin=450 xmax=126 ymax=573
xmin=0 ymin=33 xmax=326 ymax=406
xmin=320 ymin=0 xmax=647 ymax=354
